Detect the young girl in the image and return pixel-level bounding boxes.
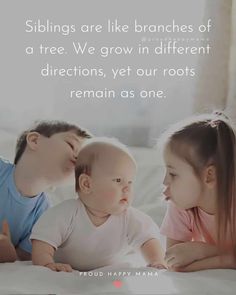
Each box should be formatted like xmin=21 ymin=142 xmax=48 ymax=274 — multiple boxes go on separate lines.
xmin=160 ymin=112 xmax=236 ymax=272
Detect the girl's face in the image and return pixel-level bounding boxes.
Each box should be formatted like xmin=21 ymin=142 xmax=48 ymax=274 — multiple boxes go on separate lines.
xmin=163 ymin=147 xmax=203 ymax=210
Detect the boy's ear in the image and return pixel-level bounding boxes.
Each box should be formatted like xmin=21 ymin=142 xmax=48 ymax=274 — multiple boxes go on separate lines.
xmin=78 ymin=173 xmax=92 ymax=194
xmin=204 ymin=165 xmax=216 ymax=188
xmin=26 ymin=132 xmax=41 ymax=150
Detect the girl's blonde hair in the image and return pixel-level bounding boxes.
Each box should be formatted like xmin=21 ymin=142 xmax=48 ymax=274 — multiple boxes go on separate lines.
xmin=161 ymin=112 xmax=236 ymax=258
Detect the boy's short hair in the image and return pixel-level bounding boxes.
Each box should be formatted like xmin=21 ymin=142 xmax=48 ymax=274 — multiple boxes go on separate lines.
xmin=75 ymin=137 xmax=136 ymax=192
xmin=14 ymin=120 xmax=92 ymax=165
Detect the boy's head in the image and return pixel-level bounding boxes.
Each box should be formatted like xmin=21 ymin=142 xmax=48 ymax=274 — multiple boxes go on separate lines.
xmin=75 ymin=138 xmax=137 ymax=215
xmin=15 ymin=120 xmax=92 ymax=182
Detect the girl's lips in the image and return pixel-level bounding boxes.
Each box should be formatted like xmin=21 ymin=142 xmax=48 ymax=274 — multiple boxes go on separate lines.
xmin=70 ymin=159 xmax=77 ymax=166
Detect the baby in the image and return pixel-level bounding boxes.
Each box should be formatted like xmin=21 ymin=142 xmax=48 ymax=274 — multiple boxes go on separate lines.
xmin=31 ymin=138 xmax=165 ymax=272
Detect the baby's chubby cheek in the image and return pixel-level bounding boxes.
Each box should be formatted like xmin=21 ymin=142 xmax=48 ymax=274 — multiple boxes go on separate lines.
xmin=100 ymin=189 xmax=118 ymax=201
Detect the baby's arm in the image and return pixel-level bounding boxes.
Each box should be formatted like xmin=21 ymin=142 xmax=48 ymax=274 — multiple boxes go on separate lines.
xmin=165 ymin=238 xmax=219 ymax=270
xmin=32 ymin=240 xmax=73 ymax=272
xmin=141 ymin=238 xmax=166 ymax=269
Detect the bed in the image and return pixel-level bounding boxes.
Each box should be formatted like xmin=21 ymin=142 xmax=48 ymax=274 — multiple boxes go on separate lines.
xmin=0 ymin=261 xmax=235 ymax=294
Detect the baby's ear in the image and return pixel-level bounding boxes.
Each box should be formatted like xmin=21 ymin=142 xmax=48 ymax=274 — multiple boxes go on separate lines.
xmin=204 ymin=165 xmax=216 ymax=188
xmin=26 ymin=132 xmax=41 ymax=150
xmin=78 ymin=173 xmax=92 ymax=193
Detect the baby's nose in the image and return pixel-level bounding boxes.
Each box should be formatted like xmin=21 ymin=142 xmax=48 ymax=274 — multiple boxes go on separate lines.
xmin=122 ymin=184 xmax=130 ymax=193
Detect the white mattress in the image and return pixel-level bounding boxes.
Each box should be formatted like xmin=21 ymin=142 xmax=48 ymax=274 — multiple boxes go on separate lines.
xmin=0 ymin=261 xmax=235 ymax=294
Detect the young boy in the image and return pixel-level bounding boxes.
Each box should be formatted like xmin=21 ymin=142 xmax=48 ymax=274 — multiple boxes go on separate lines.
xmin=0 ymin=121 xmax=91 ymax=263
xmin=31 ymin=138 xmax=165 ymax=272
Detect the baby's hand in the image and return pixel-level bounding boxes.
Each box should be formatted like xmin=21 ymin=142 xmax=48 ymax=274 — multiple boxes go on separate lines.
xmin=147 ymin=261 xmax=167 ymax=269
xmin=45 ymin=262 xmax=73 ymax=272
xmin=0 ymin=221 xmax=17 ymax=262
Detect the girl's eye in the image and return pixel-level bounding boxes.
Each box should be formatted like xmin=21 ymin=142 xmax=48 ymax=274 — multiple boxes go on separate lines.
xmin=169 ymin=173 xmax=176 ymax=178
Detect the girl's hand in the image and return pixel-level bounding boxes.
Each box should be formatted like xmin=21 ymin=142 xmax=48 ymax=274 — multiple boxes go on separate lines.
xmin=165 ymin=242 xmax=212 ymax=269
xmin=45 ymin=262 xmax=73 ymax=272
xmin=147 ymin=261 xmax=167 ymax=269
xmin=0 ymin=220 xmax=17 ymax=262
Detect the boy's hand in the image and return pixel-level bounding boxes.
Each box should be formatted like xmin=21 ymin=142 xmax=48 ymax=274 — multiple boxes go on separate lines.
xmin=0 ymin=220 xmax=17 ymax=262
xmin=165 ymin=241 xmax=216 ymax=269
xmin=45 ymin=262 xmax=73 ymax=272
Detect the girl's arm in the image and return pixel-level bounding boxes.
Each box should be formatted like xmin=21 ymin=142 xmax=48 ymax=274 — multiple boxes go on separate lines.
xmin=165 ymin=238 xmax=219 ymax=269
xmin=178 ymin=255 xmax=236 ymax=272
xmin=32 ymin=239 xmax=73 ymax=272
xmin=166 ymin=238 xmax=183 ymax=248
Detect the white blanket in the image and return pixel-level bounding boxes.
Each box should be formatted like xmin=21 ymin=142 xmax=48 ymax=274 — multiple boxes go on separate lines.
xmin=0 ymin=261 xmax=235 ymax=294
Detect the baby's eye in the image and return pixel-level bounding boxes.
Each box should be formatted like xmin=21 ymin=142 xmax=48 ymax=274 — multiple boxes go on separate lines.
xmin=113 ymin=178 xmax=122 ymax=183
xmin=128 ymin=181 xmax=133 ymax=185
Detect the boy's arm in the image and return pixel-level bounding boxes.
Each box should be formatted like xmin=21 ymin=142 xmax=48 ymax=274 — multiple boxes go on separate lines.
xmin=16 ymin=247 xmax=31 ymax=261
xmin=178 ymin=255 xmax=236 ymax=272
xmin=0 ymin=238 xmax=17 ymax=262
xmin=0 ymin=220 xmax=17 ymax=263
xmin=141 ymin=238 xmax=166 ymax=268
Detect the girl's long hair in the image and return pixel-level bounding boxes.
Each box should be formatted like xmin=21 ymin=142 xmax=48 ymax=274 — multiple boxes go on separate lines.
xmin=162 ymin=113 xmax=236 ymax=258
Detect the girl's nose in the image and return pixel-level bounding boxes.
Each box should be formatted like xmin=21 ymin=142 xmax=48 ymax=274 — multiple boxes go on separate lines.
xmin=163 ymin=187 xmax=171 ymax=198
xmin=163 ymin=174 xmax=169 ymax=186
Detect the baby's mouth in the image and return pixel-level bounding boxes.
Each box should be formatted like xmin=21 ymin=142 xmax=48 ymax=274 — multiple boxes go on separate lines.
xmin=120 ymin=197 xmax=128 ymax=203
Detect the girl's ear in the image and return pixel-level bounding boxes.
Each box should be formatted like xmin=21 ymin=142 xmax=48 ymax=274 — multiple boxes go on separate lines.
xmin=204 ymin=165 xmax=217 ymax=188
xmin=26 ymin=132 xmax=41 ymax=150
xmin=78 ymin=173 xmax=92 ymax=194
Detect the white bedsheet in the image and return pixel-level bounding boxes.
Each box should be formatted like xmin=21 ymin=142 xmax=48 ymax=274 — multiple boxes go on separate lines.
xmin=0 ymin=261 xmax=235 ymax=295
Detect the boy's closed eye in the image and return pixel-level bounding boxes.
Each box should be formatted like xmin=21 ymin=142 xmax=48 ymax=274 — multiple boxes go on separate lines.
xmin=66 ymin=141 xmax=74 ymax=151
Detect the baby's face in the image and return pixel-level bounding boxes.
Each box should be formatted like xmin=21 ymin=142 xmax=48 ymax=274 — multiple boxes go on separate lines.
xmin=87 ymin=150 xmax=136 ymax=215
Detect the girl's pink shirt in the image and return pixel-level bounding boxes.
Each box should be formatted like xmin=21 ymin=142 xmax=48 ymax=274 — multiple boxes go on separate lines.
xmin=160 ymin=201 xmax=216 ymax=244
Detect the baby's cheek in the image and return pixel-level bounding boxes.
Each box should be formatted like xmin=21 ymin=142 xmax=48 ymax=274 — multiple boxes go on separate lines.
xmin=102 ymin=188 xmax=118 ymax=200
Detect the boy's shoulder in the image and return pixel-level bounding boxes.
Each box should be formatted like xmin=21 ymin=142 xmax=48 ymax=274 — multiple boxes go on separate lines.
xmin=0 ymin=157 xmax=13 ymax=185
xmin=0 ymin=156 xmax=13 ymax=167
